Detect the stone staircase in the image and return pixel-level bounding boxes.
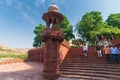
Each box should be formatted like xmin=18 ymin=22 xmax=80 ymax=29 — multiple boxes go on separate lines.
xmin=60 ymin=47 xmax=120 ymax=80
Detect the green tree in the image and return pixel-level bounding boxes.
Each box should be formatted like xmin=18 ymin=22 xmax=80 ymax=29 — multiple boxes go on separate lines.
xmin=106 ymin=13 xmax=120 ymax=29
xmin=60 ymin=15 xmax=74 ymax=41
xmin=89 ymin=26 xmax=120 ymax=40
xmin=76 ymin=11 xmax=104 ymax=41
xmin=33 ymin=24 xmax=45 ymax=48
xmin=33 ymin=15 xmax=74 ymax=47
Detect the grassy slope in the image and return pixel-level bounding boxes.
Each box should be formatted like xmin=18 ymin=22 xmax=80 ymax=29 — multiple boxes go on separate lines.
xmin=0 ymin=48 xmax=28 ymax=60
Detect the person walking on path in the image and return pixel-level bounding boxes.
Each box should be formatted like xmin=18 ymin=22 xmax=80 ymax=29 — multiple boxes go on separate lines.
xmin=83 ymin=43 xmax=88 ymax=56
xmin=96 ymin=45 xmax=102 ymax=58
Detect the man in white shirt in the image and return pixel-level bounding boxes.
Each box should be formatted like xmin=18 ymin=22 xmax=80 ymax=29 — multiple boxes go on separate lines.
xmin=83 ymin=43 xmax=88 ymax=56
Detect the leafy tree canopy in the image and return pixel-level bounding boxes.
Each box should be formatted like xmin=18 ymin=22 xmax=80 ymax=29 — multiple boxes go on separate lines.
xmin=60 ymin=15 xmax=74 ymax=41
xmin=76 ymin=11 xmax=104 ymax=41
xmin=76 ymin=11 xmax=120 ymax=44
xmin=33 ymin=24 xmax=45 ymax=48
xmin=106 ymin=13 xmax=120 ymax=29
xmin=90 ymin=26 xmax=120 ymax=40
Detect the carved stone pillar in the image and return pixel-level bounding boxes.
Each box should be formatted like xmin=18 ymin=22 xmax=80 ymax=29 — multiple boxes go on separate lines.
xmin=43 ymin=42 xmax=60 ymax=79
xmin=41 ymin=3 xmax=64 ymax=80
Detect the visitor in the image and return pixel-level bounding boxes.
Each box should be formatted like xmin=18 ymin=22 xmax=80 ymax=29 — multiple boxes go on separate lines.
xmin=95 ymin=36 xmax=99 ymax=46
xmin=103 ymin=39 xmax=109 ymax=48
xmin=110 ymin=34 xmax=114 ymax=42
xmin=103 ymin=45 xmax=111 ymax=63
xmin=96 ymin=45 xmax=102 ymax=58
xmin=110 ymin=45 xmax=120 ymax=64
xmin=83 ymin=43 xmax=88 ymax=56
xmin=101 ymin=35 xmax=106 ymax=42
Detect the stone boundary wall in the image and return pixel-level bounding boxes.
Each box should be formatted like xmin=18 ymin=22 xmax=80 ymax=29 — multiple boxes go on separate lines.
xmin=28 ymin=47 xmax=44 ymax=62
xmin=111 ymin=38 xmax=120 ymax=47
xmin=0 ymin=58 xmax=25 ymax=65
xmin=59 ymin=39 xmax=70 ymax=64
xmin=28 ymin=39 xmax=70 ymax=64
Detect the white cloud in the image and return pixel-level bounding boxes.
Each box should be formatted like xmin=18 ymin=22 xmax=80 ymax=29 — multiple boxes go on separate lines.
xmin=14 ymin=2 xmax=35 ymax=25
xmin=20 ymin=12 xmax=35 ymax=25
xmin=52 ymin=0 xmax=66 ymax=6
xmin=25 ymin=4 xmax=32 ymax=12
xmin=34 ymin=0 xmax=45 ymax=7
xmin=6 ymin=0 xmax=14 ymax=6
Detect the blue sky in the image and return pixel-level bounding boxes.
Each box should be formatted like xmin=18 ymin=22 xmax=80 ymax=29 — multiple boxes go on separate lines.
xmin=0 ymin=0 xmax=120 ymax=48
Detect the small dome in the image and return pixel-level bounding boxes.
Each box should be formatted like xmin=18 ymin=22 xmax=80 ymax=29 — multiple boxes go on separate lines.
xmin=48 ymin=3 xmax=59 ymax=12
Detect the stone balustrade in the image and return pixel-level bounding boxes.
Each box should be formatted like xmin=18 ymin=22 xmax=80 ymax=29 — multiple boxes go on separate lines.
xmin=28 ymin=47 xmax=44 ymax=62
xmin=111 ymin=38 xmax=120 ymax=46
xmin=28 ymin=39 xmax=70 ymax=65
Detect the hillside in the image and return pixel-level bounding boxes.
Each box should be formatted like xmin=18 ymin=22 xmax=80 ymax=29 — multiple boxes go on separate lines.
xmin=0 ymin=44 xmax=31 ymax=54
xmin=0 ymin=44 xmax=31 ymax=60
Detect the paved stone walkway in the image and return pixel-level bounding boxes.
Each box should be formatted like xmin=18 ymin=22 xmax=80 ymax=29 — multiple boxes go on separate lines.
xmin=0 ymin=62 xmax=75 ymax=80
xmin=0 ymin=62 xmax=44 ymax=80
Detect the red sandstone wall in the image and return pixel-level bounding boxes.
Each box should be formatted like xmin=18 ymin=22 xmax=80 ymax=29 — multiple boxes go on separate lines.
xmin=111 ymin=39 xmax=120 ymax=47
xmin=63 ymin=46 xmax=97 ymax=60
xmin=28 ymin=39 xmax=70 ymax=63
xmin=59 ymin=44 xmax=70 ymax=64
xmin=0 ymin=58 xmax=24 ymax=65
xmin=28 ymin=47 xmax=44 ymax=62
xmin=59 ymin=39 xmax=70 ymax=64
xmin=28 ymin=39 xmax=120 ymax=64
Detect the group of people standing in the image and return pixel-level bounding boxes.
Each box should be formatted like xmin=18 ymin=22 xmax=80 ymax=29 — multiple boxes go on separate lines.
xmin=103 ymin=45 xmax=120 ymax=63
xmin=82 ymin=35 xmax=120 ymax=64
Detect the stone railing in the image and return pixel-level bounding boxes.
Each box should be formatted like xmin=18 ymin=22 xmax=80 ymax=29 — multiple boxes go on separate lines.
xmin=59 ymin=39 xmax=70 ymax=64
xmin=28 ymin=39 xmax=70 ymax=64
xmin=111 ymin=38 xmax=120 ymax=46
xmin=28 ymin=47 xmax=44 ymax=62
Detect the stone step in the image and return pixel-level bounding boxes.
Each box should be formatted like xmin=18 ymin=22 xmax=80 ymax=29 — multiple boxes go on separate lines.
xmin=63 ymin=60 xmax=108 ymax=64
xmin=61 ymin=62 xmax=113 ymax=65
xmin=62 ymin=61 xmax=116 ymax=65
xmin=61 ymin=66 xmax=120 ymax=72
xmin=61 ymin=74 xmax=119 ymax=80
xmin=61 ymin=69 xmax=120 ymax=75
xmin=61 ymin=71 xmax=120 ymax=79
xmin=61 ymin=64 xmax=120 ymax=69
xmin=63 ymin=58 xmax=107 ymax=61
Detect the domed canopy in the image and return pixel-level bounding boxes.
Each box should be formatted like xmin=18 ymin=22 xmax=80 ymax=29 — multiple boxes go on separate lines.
xmin=48 ymin=3 xmax=59 ymax=12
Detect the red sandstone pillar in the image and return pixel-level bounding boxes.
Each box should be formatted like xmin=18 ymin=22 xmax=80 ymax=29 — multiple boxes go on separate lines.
xmin=41 ymin=3 xmax=64 ymax=80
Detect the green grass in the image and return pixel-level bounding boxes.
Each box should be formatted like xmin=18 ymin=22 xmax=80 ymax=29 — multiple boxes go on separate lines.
xmin=0 ymin=54 xmax=28 ymax=60
xmin=0 ymin=47 xmax=28 ymax=60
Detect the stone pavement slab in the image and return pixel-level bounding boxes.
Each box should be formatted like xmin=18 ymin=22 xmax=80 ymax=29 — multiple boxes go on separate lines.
xmin=0 ymin=62 xmax=44 ymax=80
xmin=0 ymin=62 xmax=78 ymax=80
